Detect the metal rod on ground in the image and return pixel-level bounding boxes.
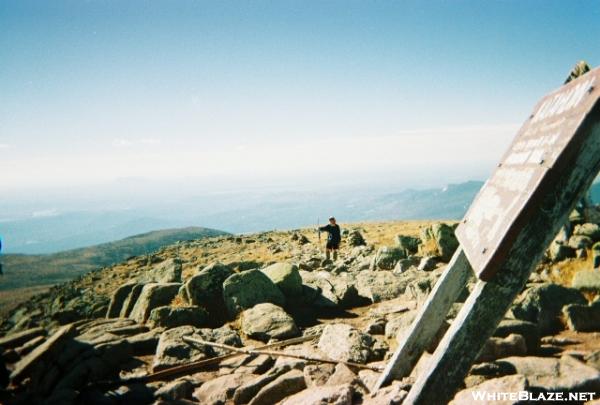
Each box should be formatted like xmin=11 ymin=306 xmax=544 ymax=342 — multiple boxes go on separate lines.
xmin=183 ymin=336 xmax=384 ymax=372
xmin=373 ymin=247 xmax=473 ymax=391
xmin=89 ymin=334 xmax=320 ymax=388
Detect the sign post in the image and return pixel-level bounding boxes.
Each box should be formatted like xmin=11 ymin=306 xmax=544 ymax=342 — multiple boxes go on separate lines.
xmin=376 ymin=67 xmax=600 ymax=404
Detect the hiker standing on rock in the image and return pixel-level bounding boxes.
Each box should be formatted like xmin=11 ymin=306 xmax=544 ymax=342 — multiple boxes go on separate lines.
xmin=319 ymin=217 xmax=341 ymax=261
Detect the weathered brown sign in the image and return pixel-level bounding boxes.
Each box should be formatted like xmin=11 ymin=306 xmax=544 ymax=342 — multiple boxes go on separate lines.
xmin=456 ymin=68 xmax=600 ymax=280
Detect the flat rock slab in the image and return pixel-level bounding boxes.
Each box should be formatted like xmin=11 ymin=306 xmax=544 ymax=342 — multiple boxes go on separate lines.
xmin=495 ymin=355 xmax=600 ymax=393
xmin=248 ymin=369 xmax=307 ymax=405
xmin=0 ymin=327 xmax=45 ymax=350
xmin=451 ymin=374 xmax=529 ymax=405
xmin=193 ymin=372 xmax=255 ymax=404
xmin=10 ymin=324 xmax=77 ymax=383
xmin=563 ymin=302 xmax=600 ymax=332
xmin=281 ymin=383 xmax=354 ymax=405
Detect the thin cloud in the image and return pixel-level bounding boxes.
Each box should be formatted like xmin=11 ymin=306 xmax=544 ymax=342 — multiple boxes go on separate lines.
xmin=140 ymin=138 xmax=161 ymax=145
xmin=0 ymin=143 xmax=10 ymax=149
xmin=112 ymin=138 xmax=133 ymax=147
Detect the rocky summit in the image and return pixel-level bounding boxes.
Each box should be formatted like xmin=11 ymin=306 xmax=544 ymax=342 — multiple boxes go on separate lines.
xmin=2 ymin=216 xmax=600 ymax=405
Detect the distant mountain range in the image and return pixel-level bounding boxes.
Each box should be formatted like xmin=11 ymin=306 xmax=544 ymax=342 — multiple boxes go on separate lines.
xmin=2 ymin=180 xmax=598 ymax=255
xmin=0 ymin=226 xmax=227 ymax=316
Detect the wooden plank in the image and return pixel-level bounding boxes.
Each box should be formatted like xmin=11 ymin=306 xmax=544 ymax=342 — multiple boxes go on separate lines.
xmin=372 ymin=247 xmax=472 ymax=390
xmin=404 ymin=105 xmax=600 ymax=404
xmin=456 ymin=68 xmax=600 ymax=280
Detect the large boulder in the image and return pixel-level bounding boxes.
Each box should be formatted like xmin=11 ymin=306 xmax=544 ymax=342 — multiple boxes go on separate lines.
xmin=511 ymin=283 xmax=586 ymax=335
xmin=355 ymin=271 xmax=409 ymax=303
xmin=261 ymin=263 xmax=303 ymax=297
xmin=573 ymin=223 xmax=600 ymax=241
xmin=572 ymin=269 xmax=600 ymax=292
xmin=147 ymin=305 xmax=210 ymax=329
xmin=240 ymin=303 xmax=299 ymax=342
xmin=452 ymin=375 xmax=528 ymax=405
xmin=372 ymin=246 xmax=406 ymax=270
xmin=222 ymin=269 xmax=285 ymax=317
xmin=119 ymin=283 xmax=146 ymax=318
xmin=562 ymin=301 xmax=600 ymax=332
xmin=185 ymin=262 xmax=233 ymax=317
xmin=106 ymin=282 xmax=137 ymax=318
xmin=317 ymin=324 xmax=373 ymax=364
xmin=419 ymin=223 xmax=458 ymax=262
xmin=495 ymin=355 xmax=600 ymax=393
xmin=493 ymin=319 xmax=540 ymax=353
xmin=140 ymin=258 xmax=182 ymax=283
xmin=548 ymin=241 xmax=576 ymax=262
xmin=128 ymin=283 xmax=181 ymax=323
xmin=394 ymin=235 xmax=420 ymax=256
xmin=300 ymin=271 xmax=362 ymax=309
xmin=347 ymin=229 xmax=366 ymax=247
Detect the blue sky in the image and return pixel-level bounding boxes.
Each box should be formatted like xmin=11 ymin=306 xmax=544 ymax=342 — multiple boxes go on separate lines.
xmin=1 ymin=1 xmax=599 ymax=190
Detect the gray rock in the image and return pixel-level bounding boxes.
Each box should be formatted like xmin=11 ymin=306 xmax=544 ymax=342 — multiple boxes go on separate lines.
xmin=154 ymin=378 xmax=194 ymax=401
xmin=147 ymin=305 xmax=210 ymax=329
xmin=495 ymin=355 xmax=600 ymax=393
xmin=477 ymin=334 xmax=527 ymax=363
xmin=347 ymin=229 xmax=366 ymax=247
xmin=125 ymin=329 xmax=162 ymax=355
xmin=452 ymin=375 xmax=528 ymax=405
xmin=394 ymin=235 xmax=420 ymax=256
xmin=572 ymin=269 xmax=600 ymax=292
xmin=138 ymin=258 xmax=181 ymax=284
xmin=222 ymin=269 xmax=285 ymax=317
xmin=281 ymin=383 xmax=354 ymax=405
xmin=548 ymin=241 xmax=576 ymax=262
xmin=129 ymin=283 xmax=182 ymax=323
xmin=494 ymin=319 xmax=539 ymax=353
xmin=393 ymin=257 xmax=420 ymax=274
xmin=573 ymin=223 xmax=600 ymax=241
xmin=248 ymin=369 xmax=307 ymax=405
xmin=419 ymin=223 xmax=458 ymax=262
xmin=511 ymin=283 xmax=586 ymax=335
xmin=152 ymin=326 xmax=209 ymax=371
xmin=373 ymin=246 xmax=406 ymax=270
xmin=326 ymin=363 xmax=359 ymax=386
xmin=240 ymin=303 xmax=299 ymax=342
xmin=562 ymin=302 xmax=600 ymax=332
xmin=193 ymin=372 xmax=255 ymax=405
xmin=363 ymin=380 xmax=408 ymax=404
xmin=10 ymin=324 xmax=77 ymax=383
xmin=303 ymin=364 xmax=336 ymax=387
xmin=261 ymin=263 xmax=303 ymax=297
xmin=119 ymin=283 xmax=146 ymax=318
xmin=106 ymin=282 xmax=138 ymax=318
xmin=568 ymin=235 xmax=593 ymax=250
xmin=300 ymin=271 xmax=361 ymax=308
xmin=185 ymin=262 xmax=233 ymax=308
xmin=233 ymin=367 xmax=291 ymax=404
xmin=355 ymin=271 xmax=407 ymax=303
xmin=417 ymin=256 xmax=437 ymax=271
xmin=318 ymin=324 xmax=373 ymax=364
xmin=0 ymin=327 xmax=45 ymax=350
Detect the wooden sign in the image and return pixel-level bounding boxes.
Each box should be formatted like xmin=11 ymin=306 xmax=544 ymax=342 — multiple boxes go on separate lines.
xmin=456 ymin=68 xmax=600 ymax=280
